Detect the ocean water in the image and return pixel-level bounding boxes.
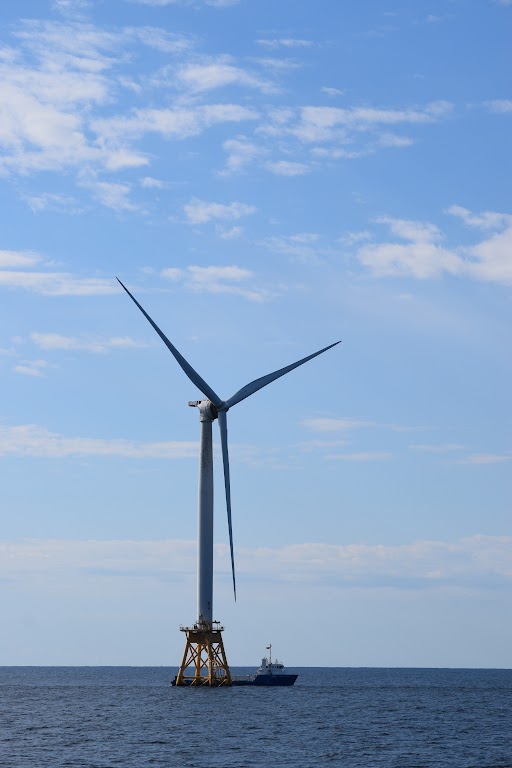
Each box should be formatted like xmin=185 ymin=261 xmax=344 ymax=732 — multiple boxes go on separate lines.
xmin=0 ymin=667 xmax=511 ymax=767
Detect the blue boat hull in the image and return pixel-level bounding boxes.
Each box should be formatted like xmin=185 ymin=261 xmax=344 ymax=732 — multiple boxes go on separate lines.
xmin=232 ymin=674 xmax=297 ymax=686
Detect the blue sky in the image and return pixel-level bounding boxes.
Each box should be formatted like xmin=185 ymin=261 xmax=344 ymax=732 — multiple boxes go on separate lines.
xmin=0 ymin=0 xmax=510 ymax=667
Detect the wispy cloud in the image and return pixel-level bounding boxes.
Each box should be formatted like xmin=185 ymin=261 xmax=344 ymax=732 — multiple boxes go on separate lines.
xmin=485 ymin=99 xmax=512 ymax=113
xmin=0 ymin=250 xmax=40 ymax=268
xmin=128 ymin=0 xmax=239 ymax=5
xmin=140 ymin=176 xmax=167 ymax=188
xmin=303 ymin=417 xmax=374 ymax=432
xmin=21 ymin=192 xmax=82 ymax=214
xmin=184 ymin=197 xmax=256 ymax=224
xmin=0 ymin=270 xmax=118 ymax=296
xmin=256 ymin=38 xmax=313 ymax=50
xmin=411 ymin=443 xmax=465 ymax=453
xmin=262 ymin=101 xmax=452 ymax=144
xmin=14 ymin=360 xmax=50 ymax=378
xmin=0 ymin=249 xmax=119 ymax=297
xmin=161 ymin=265 xmax=272 ymax=302
xmin=2 ymin=535 xmax=510 ymax=592
xmin=355 ymin=207 xmax=512 ymax=285
xmin=445 ymin=204 xmax=512 ymax=231
xmin=0 ymin=18 xmax=257 ymax=203
xmin=326 ymin=451 xmax=392 ymax=462
xmin=31 ymin=333 xmax=148 ymax=354
xmin=458 ymin=453 xmax=511 ymax=466
xmin=260 ymin=233 xmax=324 ymax=263
xmin=176 ymin=58 xmax=275 ymax=94
xmin=0 ymin=423 xmax=198 ymax=459
xmin=266 ymin=160 xmax=310 ymax=176
xmin=92 ymin=104 xmax=258 ymax=145
xmin=321 ymin=86 xmax=344 ymax=97
xmin=81 ymin=178 xmax=141 ymax=212
xmin=220 ymin=136 xmax=266 ymax=174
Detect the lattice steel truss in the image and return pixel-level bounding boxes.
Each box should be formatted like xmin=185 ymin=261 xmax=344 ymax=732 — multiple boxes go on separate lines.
xmin=175 ymin=622 xmax=231 ymax=686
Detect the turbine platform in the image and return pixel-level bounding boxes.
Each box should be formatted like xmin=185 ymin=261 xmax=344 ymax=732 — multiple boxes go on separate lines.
xmin=173 ymin=621 xmax=231 ymax=686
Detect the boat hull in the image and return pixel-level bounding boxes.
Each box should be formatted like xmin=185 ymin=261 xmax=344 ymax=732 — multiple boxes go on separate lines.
xmin=232 ymin=674 xmax=297 ymax=686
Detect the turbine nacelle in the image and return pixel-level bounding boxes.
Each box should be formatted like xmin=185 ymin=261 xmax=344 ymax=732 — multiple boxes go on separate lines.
xmin=189 ymin=400 xmax=221 ymax=422
xmin=189 ymin=400 xmax=231 ymax=422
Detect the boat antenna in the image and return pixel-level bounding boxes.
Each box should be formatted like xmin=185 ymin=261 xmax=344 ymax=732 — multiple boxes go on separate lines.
xmin=266 ymin=644 xmax=272 ymax=664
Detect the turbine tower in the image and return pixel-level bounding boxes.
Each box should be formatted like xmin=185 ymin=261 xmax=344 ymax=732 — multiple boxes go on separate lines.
xmin=118 ymin=278 xmax=340 ymax=685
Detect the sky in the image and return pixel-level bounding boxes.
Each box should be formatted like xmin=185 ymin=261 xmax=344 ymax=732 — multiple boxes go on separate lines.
xmin=0 ymin=0 xmax=510 ymax=668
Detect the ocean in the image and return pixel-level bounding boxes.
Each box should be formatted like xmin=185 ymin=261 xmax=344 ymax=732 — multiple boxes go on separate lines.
xmin=1 ymin=667 xmax=511 ymax=767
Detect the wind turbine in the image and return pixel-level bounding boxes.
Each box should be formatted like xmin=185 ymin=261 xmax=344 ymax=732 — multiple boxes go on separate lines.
xmin=117 ymin=278 xmax=340 ymax=685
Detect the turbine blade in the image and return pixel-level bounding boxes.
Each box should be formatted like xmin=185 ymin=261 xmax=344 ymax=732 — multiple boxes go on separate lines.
xmin=117 ymin=278 xmax=223 ymax=407
xmin=225 ymin=340 xmax=341 ymax=409
xmin=218 ymin=410 xmax=236 ymax=601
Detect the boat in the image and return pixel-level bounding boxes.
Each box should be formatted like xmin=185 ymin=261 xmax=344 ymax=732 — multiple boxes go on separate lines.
xmin=171 ymin=644 xmax=298 ymax=686
xmin=232 ymin=645 xmax=298 ymax=686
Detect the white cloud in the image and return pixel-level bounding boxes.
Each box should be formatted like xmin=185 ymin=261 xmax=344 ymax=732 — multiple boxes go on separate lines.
xmin=93 ymin=104 xmax=258 ymax=144
xmin=0 ymin=250 xmax=40 ymax=268
xmin=446 ymin=204 xmax=512 ymax=231
xmin=326 ymin=451 xmax=392 ymax=462
xmin=246 ymin=535 xmax=512 ymax=589
xmin=184 ymin=197 xmax=256 ymax=224
xmin=0 ymin=270 xmax=118 ymax=296
xmin=2 ymin=535 xmax=510 ymax=592
xmin=0 ymin=423 xmax=198 ymax=459
xmin=378 ymin=133 xmax=414 ymax=147
xmin=266 ymin=160 xmax=310 ymax=176
xmin=53 ymin=0 xmax=92 ymax=14
xmin=128 ymin=27 xmax=191 ymax=55
xmin=14 ymin=360 xmax=50 ymax=378
xmin=22 ymin=192 xmax=82 ymax=213
xmin=221 ymin=136 xmax=265 ymax=174
xmin=485 ymin=99 xmax=512 ymax=113
xmin=176 ymin=59 xmax=274 ymax=94
xmin=256 ymin=38 xmax=313 ymax=50
xmin=128 ymin=0 xmax=181 ymax=4
xmin=129 ymin=0 xmax=239 ymax=5
xmin=466 ymin=225 xmax=512 ymax=283
xmin=140 ymin=176 xmax=167 ymax=188
xmin=218 ymin=226 xmax=243 ymax=240
xmin=355 ymin=216 xmax=460 ymax=280
xmin=356 ymin=209 xmax=512 ymax=285
xmin=262 ymin=101 xmax=453 ymax=144
xmin=0 ymin=21 xmax=122 ymax=176
xmin=31 ymin=333 xmax=148 ymax=354
xmin=321 ymin=87 xmax=344 ymax=97
xmin=161 ymin=265 xmax=271 ymax=302
xmin=9 ymin=540 xmax=189 ymax=589
xmin=339 ymin=230 xmax=373 ymax=246
xmin=458 ymin=453 xmax=511 ymax=465
xmin=84 ymin=179 xmax=140 ymax=212
xmin=411 ymin=444 xmax=465 ymax=453
xmin=0 ymin=19 xmax=256 ymax=186
xmin=260 ymin=233 xmax=323 ymax=263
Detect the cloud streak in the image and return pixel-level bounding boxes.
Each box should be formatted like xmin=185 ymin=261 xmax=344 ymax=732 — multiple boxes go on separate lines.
xmin=161 ymin=264 xmax=272 ymax=301
xmin=183 ymin=197 xmax=256 ymax=224
xmin=31 ymin=333 xmax=148 ymax=354
xmin=0 ymin=424 xmax=198 ymax=459
xmin=1 ymin=535 xmax=510 ymax=592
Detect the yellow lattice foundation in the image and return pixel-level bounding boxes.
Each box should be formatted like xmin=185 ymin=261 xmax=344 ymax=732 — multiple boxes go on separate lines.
xmin=174 ymin=621 xmax=231 ymax=686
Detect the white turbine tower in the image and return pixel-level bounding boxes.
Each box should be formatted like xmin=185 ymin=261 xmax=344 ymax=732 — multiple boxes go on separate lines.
xmin=118 ymin=278 xmax=340 ymax=686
